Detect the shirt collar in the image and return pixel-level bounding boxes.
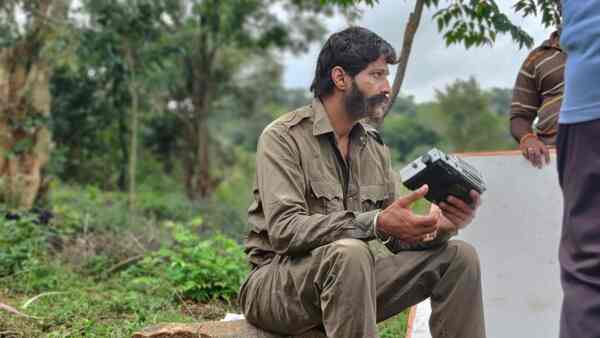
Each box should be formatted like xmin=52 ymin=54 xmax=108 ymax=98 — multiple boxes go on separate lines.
xmin=312 ymin=98 xmax=335 ymax=136
xmin=311 ymin=98 xmax=368 ymax=142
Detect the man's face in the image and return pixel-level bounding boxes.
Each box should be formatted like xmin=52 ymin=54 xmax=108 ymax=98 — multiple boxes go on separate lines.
xmin=344 ymin=56 xmax=391 ymax=120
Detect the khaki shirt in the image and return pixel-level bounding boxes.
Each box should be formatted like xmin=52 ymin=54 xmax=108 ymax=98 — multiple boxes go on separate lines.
xmin=245 ymin=99 xmax=450 ymax=268
xmin=510 ymin=31 xmax=565 ymax=145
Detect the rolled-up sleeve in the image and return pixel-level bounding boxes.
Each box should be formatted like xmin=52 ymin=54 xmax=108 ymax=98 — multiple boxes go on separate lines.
xmin=257 ymin=126 xmax=378 ymax=256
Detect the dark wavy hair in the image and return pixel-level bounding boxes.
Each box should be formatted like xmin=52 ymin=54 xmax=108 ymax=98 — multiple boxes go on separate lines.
xmin=310 ymin=26 xmax=396 ymax=98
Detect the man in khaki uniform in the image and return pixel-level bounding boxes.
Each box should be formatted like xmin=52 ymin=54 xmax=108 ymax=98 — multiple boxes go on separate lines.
xmin=239 ymin=27 xmax=486 ymax=338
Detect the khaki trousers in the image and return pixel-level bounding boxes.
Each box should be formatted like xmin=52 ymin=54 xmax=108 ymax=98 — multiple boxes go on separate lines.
xmin=239 ymin=239 xmax=485 ymax=338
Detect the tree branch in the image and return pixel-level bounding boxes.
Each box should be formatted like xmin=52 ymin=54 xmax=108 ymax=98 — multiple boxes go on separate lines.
xmin=381 ymin=0 xmax=425 ymax=125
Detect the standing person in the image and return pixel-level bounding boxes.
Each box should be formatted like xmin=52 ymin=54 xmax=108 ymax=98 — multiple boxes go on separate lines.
xmin=238 ymin=26 xmax=486 ymax=338
xmin=556 ymin=1 xmax=600 ymax=338
xmin=510 ymin=27 xmax=565 ymax=168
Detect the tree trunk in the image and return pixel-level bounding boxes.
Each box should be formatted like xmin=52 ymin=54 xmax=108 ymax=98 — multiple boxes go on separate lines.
xmin=0 ymin=0 xmax=71 ymax=209
xmin=125 ymin=46 xmax=139 ymax=211
xmin=183 ymin=56 xmax=220 ymax=201
xmin=371 ymin=0 xmax=425 ymax=129
xmin=196 ymin=114 xmax=212 ymax=199
xmin=182 ymin=105 xmax=216 ymax=201
xmin=118 ymin=107 xmax=128 ymax=192
xmin=176 ymin=39 xmax=222 ymax=201
xmin=0 ymin=44 xmax=52 ymax=209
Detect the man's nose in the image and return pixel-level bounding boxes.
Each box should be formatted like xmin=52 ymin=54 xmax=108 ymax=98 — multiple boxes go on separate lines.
xmin=381 ymin=79 xmax=391 ymax=96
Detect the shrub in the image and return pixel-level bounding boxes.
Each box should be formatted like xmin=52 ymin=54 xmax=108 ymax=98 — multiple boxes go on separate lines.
xmin=132 ymin=221 xmax=249 ymax=303
xmin=0 ymin=210 xmax=50 ymax=277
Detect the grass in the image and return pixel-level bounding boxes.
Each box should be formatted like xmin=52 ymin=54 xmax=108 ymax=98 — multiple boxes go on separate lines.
xmin=0 ymin=183 xmax=413 ymax=337
xmin=1 ymin=280 xmax=407 ymax=338
xmin=0 ymin=262 xmax=238 ymax=337
xmin=0 ymin=261 xmax=408 ymax=337
xmin=379 ymin=312 xmax=409 ymax=338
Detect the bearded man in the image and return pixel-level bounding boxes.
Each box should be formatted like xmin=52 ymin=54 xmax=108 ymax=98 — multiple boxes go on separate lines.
xmin=239 ymin=27 xmax=486 ymax=338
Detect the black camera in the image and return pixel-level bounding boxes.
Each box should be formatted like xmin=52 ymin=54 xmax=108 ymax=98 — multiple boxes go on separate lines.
xmin=399 ymin=148 xmax=486 ymax=205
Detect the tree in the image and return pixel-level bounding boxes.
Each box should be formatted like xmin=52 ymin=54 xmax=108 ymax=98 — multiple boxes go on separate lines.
xmin=323 ymin=0 xmax=561 ymax=127
xmin=0 ymin=0 xmax=73 ymax=209
xmin=387 ymin=93 xmax=418 ymax=116
xmin=82 ymin=0 xmax=172 ymax=209
xmin=155 ymin=0 xmax=355 ymax=200
xmin=381 ymin=114 xmax=439 ymax=163
xmin=50 ymin=42 xmax=130 ymax=190
xmin=434 ymin=77 xmax=510 ymax=152
xmin=486 ymin=87 xmax=512 ymax=116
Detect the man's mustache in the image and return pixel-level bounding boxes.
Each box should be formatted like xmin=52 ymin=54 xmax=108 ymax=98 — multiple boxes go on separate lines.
xmin=366 ymin=93 xmax=390 ymax=107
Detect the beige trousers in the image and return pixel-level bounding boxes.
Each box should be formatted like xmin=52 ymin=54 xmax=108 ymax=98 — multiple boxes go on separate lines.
xmin=239 ymin=239 xmax=485 ymax=338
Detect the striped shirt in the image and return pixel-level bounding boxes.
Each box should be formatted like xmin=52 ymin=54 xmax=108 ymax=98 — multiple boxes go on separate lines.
xmin=510 ymin=31 xmax=565 ymax=145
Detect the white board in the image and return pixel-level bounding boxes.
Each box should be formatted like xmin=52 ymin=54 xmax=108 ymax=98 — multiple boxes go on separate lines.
xmin=406 ymin=151 xmax=563 ymax=338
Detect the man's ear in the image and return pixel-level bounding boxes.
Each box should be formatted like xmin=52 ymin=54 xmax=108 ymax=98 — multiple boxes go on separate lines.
xmin=331 ymin=66 xmax=349 ymax=91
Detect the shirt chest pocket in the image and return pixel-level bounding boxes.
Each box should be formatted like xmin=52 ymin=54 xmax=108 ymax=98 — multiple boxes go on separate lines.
xmin=360 ymin=184 xmax=389 ymax=212
xmin=308 ymin=181 xmax=344 ymax=215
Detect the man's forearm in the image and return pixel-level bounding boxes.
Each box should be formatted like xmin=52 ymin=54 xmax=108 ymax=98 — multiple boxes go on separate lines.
xmin=266 ymin=206 xmax=380 ymax=256
xmin=510 ymin=116 xmax=535 ymax=143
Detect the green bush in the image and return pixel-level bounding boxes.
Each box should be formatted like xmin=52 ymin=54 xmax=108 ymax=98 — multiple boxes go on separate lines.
xmin=136 ymin=188 xmax=202 ymax=222
xmin=132 ymin=221 xmax=249 ymax=303
xmin=0 ymin=211 xmax=50 ymax=277
xmin=50 ymin=184 xmax=129 ymax=234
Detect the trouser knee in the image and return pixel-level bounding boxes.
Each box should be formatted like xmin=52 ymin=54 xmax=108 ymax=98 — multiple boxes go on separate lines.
xmin=328 ymin=238 xmax=373 ymax=263
xmin=322 ymin=239 xmax=374 ymax=279
xmin=447 ymin=240 xmax=481 ymax=281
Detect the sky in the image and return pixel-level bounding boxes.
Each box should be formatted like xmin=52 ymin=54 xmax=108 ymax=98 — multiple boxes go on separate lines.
xmin=281 ymin=0 xmax=555 ymax=103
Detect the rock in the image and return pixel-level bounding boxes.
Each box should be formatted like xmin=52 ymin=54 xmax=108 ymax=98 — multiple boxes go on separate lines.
xmin=132 ymin=320 xmax=327 ymax=338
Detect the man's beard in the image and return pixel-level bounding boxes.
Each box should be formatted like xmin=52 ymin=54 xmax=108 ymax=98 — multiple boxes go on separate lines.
xmin=344 ymin=82 xmax=389 ymax=121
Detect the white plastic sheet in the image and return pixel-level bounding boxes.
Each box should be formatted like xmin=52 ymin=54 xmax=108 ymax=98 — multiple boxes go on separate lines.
xmin=407 ymin=151 xmax=563 ymax=338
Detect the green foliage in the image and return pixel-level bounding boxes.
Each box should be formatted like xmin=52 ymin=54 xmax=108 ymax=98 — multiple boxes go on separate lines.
xmin=0 ymin=211 xmax=50 ymax=277
xmin=487 ymin=87 xmax=513 ymax=116
xmin=389 ymin=94 xmax=418 ymax=116
xmin=0 ymin=185 xmax=243 ymax=336
xmin=433 ymin=77 xmax=512 ymax=152
xmin=382 ymin=83 xmax=512 ymax=164
xmin=0 ymin=264 xmax=202 ymax=337
xmin=204 ymin=147 xmax=255 ymax=236
xmin=514 ymin=0 xmax=562 ymax=28
xmin=50 ymin=185 xmax=130 ymax=234
xmin=382 ymin=114 xmax=440 ymax=163
xmin=144 ymin=0 xmax=348 ymax=199
xmin=325 ymin=0 xmax=561 ymax=50
xmin=137 ymin=221 xmax=249 ymax=303
xmin=320 ymin=0 xmax=379 ymax=7
xmin=378 ymin=311 xmax=409 ymax=338
xmin=50 ymin=66 xmax=129 ymax=188
xmin=50 ymin=183 xmax=202 ymax=235
xmin=432 ymin=0 xmax=534 ymax=49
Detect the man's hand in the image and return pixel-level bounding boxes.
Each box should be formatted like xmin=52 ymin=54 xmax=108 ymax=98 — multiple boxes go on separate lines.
xmin=520 ymin=134 xmax=550 ymax=169
xmin=376 ymin=185 xmax=438 ymax=244
xmin=436 ymin=190 xmax=481 ymax=233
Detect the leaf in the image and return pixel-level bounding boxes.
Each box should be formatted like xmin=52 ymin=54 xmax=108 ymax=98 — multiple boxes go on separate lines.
xmin=22 ymin=292 xmax=69 ymax=309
